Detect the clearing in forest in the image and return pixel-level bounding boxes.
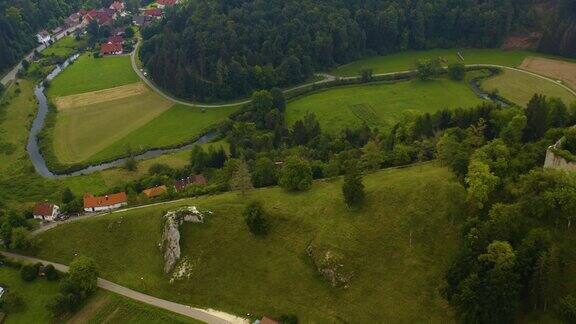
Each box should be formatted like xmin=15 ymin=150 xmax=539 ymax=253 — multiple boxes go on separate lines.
xmin=520 ymin=57 xmax=576 ymax=91
xmin=286 ymin=78 xmax=483 ymax=133
xmin=34 ymin=163 xmax=462 ymax=323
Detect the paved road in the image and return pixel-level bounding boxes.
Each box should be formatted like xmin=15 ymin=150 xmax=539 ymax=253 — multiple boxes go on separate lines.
xmin=0 ymin=251 xmax=248 ymax=324
xmin=1 ymin=26 xmax=78 ymax=86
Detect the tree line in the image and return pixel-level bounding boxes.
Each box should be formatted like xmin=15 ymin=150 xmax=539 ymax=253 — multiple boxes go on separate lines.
xmin=140 ymin=0 xmax=534 ymax=101
xmin=539 ymin=0 xmax=576 ymax=58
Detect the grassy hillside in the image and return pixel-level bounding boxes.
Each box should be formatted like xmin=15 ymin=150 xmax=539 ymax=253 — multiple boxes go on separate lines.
xmin=34 ymin=163 xmax=463 ymax=322
xmin=286 ymin=78 xmax=483 ymax=132
xmin=47 ymin=54 xmax=138 ymax=97
xmin=482 ymin=69 xmax=576 ymax=106
xmin=331 ymin=48 xmax=534 ymax=77
xmin=0 ymin=267 xmax=60 ymax=324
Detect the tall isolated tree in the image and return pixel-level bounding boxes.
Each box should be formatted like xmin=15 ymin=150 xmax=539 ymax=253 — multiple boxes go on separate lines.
xmin=342 ymin=166 xmax=365 ymax=209
xmin=230 ymin=160 xmax=253 ymax=195
xmin=69 ymin=255 xmax=98 ymax=294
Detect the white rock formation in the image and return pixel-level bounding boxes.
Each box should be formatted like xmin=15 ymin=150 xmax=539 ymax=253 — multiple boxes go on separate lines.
xmin=161 ymin=206 xmax=204 ymax=274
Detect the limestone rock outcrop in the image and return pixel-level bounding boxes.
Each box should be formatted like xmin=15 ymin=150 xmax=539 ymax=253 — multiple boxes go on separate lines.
xmin=161 ymin=206 xmax=204 ymax=274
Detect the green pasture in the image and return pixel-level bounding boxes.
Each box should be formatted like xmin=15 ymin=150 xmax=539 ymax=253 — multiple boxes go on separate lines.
xmin=52 ymin=86 xmax=173 ymax=165
xmin=34 ymin=163 xmax=462 ymax=322
xmin=47 ymin=54 xmax=138 ymax=97
xmin=286 ymin=78 xmax=484 ymax=132
xmin=0 ymin=266 xmax=60 ymax=324
xmin=482 ymin=69 xmax=576 ymax=106
xmin=86 ymin=104 xmax=238 ymax=164
xmin=42 ymin=36 xmax=87 ymax=58
xmin=331 ymin=48 xmax=535 ymax=77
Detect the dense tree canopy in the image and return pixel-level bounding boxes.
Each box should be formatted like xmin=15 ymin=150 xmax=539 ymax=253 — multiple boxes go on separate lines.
xmin=140 ymin=0 xmax=534 ymax=101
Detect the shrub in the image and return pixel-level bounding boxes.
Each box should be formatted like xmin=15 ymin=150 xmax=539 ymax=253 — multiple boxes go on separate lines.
xmin=2 ymin=291 xmax=25 ymax=313
xmin=44 ymin=264 xmax=59 ymax=281
xmin=448 ymin=63 xmax=466 ymax=81
xmin=279 ymin=156 xmax=313 ymax=191
xmin=243 ymin=202 xmax=268 ymax=236
xmin=20 ymin=264 xmax=37 ymax=282
xmin=342 ymin=168 xmax=365 ymax=209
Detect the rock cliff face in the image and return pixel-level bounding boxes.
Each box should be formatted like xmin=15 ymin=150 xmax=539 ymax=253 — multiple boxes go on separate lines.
xmin=544 ymin=138 xmax=576 ymax=172
xmin=161 ymin=206 xmax=205 ymax=274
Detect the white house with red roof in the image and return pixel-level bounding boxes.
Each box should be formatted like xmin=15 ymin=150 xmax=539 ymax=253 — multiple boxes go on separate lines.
xmin=33 ymin=202 xmax=60 ymax=221
xmin=36 ymin=30 xmax=51 ymax=44
xmin=83 ymin=192 xmax=128 ymax=212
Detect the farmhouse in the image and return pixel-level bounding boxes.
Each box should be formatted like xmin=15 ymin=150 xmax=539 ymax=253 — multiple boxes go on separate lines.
xmin=174 ymin=174 xmax=207 ymax=192
xmin=33 ymin=202 xmax=60 ymax=221
xmin=83 ymin=192 xmax=127 ymax=212
xmin=100 ymin=42 xmax=123 ymax=55
xmin=133 ymin=15 xmax=152 ymax=26
xmin=37 ymin=30 xmax=51 ymax=44
xmin=109 ymin=1 xmax=125 ymax=12
xmin=143 ymin=185 xmax=168 ymax=198
xmin=144 ymin=8 xmax=163 ymax=17
xmin=107 ymin=35 xmax=124 ymax=45
xmin=157 ymin=0 xmax=177 ymax=9
xmin=84 ymin=8 xmax=116 ymax=26
xmin=65 ymin=12 xmax=82 ymax=27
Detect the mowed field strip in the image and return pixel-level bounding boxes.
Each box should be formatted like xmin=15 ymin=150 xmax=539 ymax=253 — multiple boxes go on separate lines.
xmin=520 ymin=57 xmax=576 ymax=90
xmin=54 ymin=82 xmax=149 ymax=110
xmin=286 ymin=78 xmax=484 ymax=133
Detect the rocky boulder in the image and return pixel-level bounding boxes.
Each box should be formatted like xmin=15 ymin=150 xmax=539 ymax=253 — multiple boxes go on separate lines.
xmin=307 ymin=245 xmax=353 ymax=288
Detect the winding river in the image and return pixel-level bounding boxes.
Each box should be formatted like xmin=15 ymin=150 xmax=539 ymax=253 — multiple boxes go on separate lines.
xmin=27 ymin=55 xmax=214 ymax=179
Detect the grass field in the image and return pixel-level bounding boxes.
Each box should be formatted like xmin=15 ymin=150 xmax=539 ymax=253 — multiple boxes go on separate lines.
xmin=0 ymin=266 xmax=60 ymax=324
xmin=42 ymin=36 xmax=87 ymax=58
xmin=34 ymin=163 xmax=463 ymax=322
xmin=67 ymin=290 xmax=200 ymax=324
xmin=520 ymin=57 xmax=576 ymax=91
xmin=286 ymin=78 xmax=484 ymax=132
xmin=52 ymin=83 xmax=173 ymax=164
xmin=331 ymin=48 xmax=535 ymax=77
xmin=47 ymin=54 xmax=139 ymax=97
xmin=86 ymin=104 xmax=238 ymax=164
xmin=482 ymin=69 xmax=576 ymax=106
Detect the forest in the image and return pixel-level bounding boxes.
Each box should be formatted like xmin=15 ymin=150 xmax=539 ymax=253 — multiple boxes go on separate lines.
xmin=538 ymin=0 xmax=576 ymax=57
xmin=140 ymin=0 xmax=535 ymax=101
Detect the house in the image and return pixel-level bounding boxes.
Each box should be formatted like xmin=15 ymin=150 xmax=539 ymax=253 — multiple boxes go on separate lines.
xmin=37 ymin=30 xmax=51 ymax=44
xmin=84 ymin=8 xmax=115 ymax=26
xmin=157 ymin=0 xmax=176 ymax=9
xmin=143 ymin=8 xmax=163 ymax=17
xmin=33 ymin=202 xmax=60 ymax=221
xmin=52 ymin=26 xmax=65 ymax=37
xmin=143 ymin=185 xmax=167 ymax=199
xmin=100 ymin=42 xmax=123 ymax=55
xmin=65 ymin=12 xmax=82 ymax=27
xmin=107 ymin=35 xmax=124 ymax=45
xmin=133 ymin=15 xmax=152 ymax=26
xmin=109 ymin=1 xmax=125 ymax=12
xmin=259 ymin=317 xmax=280 ymax=324
xmin=174 ymin=174 xmax=207 ymax=192
xmin=83 ymin=192 xmax=127 ymax=212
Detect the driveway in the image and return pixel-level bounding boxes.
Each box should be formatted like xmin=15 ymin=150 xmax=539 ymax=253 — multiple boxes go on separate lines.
xmin=0 ymin=251 xmax=248 ymax=324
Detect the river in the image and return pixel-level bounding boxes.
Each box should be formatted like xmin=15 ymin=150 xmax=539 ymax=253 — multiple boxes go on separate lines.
xmin=27 ymin=54 xmax=214 ymax=179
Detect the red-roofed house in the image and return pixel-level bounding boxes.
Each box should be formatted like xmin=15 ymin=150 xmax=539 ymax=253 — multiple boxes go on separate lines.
xmin=100 ymin=42 xmax=123 ymax=55
xmin=83 ymin=192 xmax=127 ymax=212
xmin=157 ymin=0 xmax=176 ymax=9
xmin=144 ymin=8 xmax=162 ymax=17
xmin=109 ymin=1 xmax=125 ymax=12
xmin=33 ymin=202 xmax=60 ymax=221
xmin=107 ymin=35 xmax=124 ymax=45
xmin=84 ymin=8 xmax=115 ymax=26
xmin=174 ymin=174 xmax=207 ymax=192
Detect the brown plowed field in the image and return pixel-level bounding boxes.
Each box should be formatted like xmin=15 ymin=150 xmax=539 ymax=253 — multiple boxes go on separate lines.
xmin=520 ymin=57 xmax=576 ymax=90
xmin=54 ymin=82 xmax=148 ymax=110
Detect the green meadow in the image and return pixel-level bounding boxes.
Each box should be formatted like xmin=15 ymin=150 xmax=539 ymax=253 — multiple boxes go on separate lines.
xmin=47 ymin=54 xmax=139 ymax=97
xmin=34 ymin=163 xmax=462 ymax=323
xmin=482 ymin=69 xmax=576 ymax=106
xmin=331 ymin=48 xmax=534 ymax=77
xmin=286 ymin=78 xmax=484 ymax=132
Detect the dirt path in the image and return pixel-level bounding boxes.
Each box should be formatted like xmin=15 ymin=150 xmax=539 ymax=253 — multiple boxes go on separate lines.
xmin=0 ymin=251 xmax=248 ymax=324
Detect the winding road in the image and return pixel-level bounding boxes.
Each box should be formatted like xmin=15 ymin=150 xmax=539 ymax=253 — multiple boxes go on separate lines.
xmin=0 ymin=251 xmax=248 ymax=324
